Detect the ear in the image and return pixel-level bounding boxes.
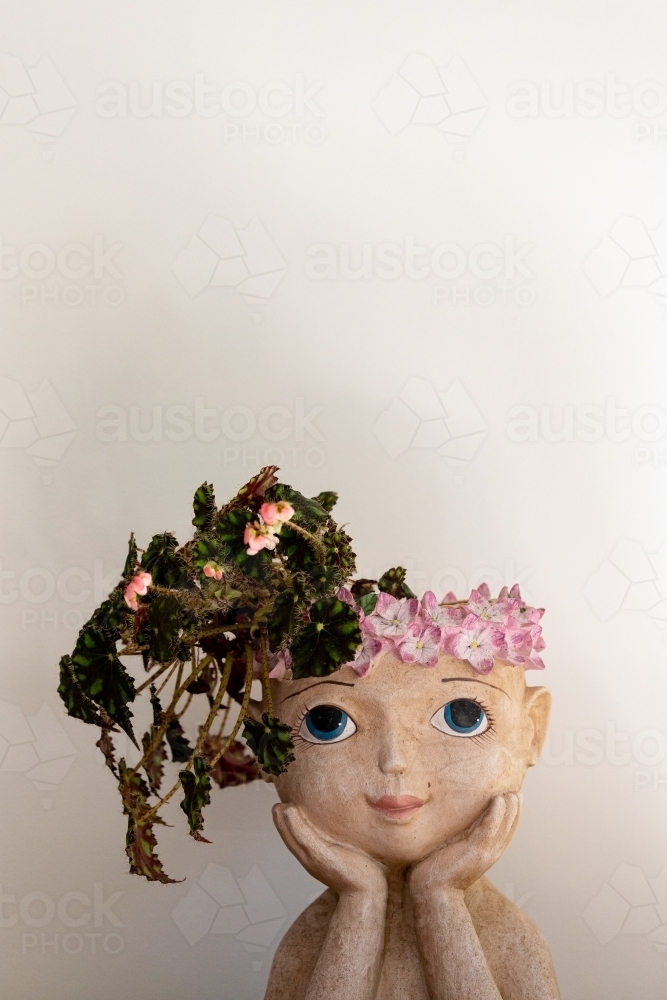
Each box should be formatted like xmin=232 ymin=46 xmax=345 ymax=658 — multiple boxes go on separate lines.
xmin=523 ymin=685 xmax=552 ymax=767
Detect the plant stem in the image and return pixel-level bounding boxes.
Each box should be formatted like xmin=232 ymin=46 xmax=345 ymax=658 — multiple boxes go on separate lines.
xmin=127 ymin=655 xmax=211 ymax=779
xmin=135 ymin=660 xmax=174 ymax=695
xmin=284 ymin=521 xmax=325 ymax=562
xmin=143 ymin=651 xmax=239 ymax=821
xmin=206 ymin=644 xmax=254 ymax=770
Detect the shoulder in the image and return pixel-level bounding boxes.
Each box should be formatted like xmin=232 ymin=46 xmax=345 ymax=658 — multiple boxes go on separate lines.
xmin=264 ymin=890 xmax=336 ymax=1000
xmin=466 ymin=878 xmax=561 ymax=1000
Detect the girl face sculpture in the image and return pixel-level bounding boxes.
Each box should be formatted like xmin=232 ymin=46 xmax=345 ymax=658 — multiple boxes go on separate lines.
xmin=269 ymin=651 xmax=551 ymax=866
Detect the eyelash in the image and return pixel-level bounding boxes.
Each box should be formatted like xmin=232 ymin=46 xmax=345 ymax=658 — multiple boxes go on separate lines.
xmin=290 ymin=700 xmax=497 ymax=748
xmin=291 ymin=704 xmax=319 ymax=752
xmin=467 ymin=700 xmax=495 ymax=746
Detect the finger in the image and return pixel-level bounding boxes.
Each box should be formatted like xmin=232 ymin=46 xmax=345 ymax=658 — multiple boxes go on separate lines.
xmin=498 ymin=792 xmax=522 ymax=852
xmin=272 ymin=804 xmax=315 ymax=871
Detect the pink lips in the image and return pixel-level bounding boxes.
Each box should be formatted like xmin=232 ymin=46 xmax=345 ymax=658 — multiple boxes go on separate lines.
xmin=371 ymin=795 xmax=425 ymax=819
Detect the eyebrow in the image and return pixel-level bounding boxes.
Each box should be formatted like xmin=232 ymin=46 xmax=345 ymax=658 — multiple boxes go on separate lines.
xmin=442 ymin=677 xmax=511 ymax=700
xmin=281 ymin=679 xmax=356 ymax=703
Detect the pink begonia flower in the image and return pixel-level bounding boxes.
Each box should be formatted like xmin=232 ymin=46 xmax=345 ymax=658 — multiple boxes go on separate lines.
xmin=477 ymin=582 xmax=491 ymax=599
xmin=259 ymin=501 xmax=295 ymax=526
xmin=123 ymin=571 xmax=152 ymax=610
xmin=502 ymin=627 xmax=532 ymax=666
xmin=244 ymin=522 xmax=279 ymax=555
xmin=349 ymin=634 xmax=385 ymax=678
xmin=466 ymin=588 xmax=516 ymax=624
xmin=203 ymin=562 xmax=223 ymax=581
xmin=442 ymin=591 xmax=458 ymax=603
xmin=398 ymin=623 xmax=442 ymax=667
xmin=420 ymin=591 xmax=466 ymax=629
xmin=335 ymin=587 xmax=357 ymax=607
xmin=364 ymin=592 xmax=418 ymax=639
xmin=444 ymin=613 xmax=506 ymax=674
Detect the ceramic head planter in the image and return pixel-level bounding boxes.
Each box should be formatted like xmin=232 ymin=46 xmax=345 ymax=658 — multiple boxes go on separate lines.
xmin=57 ymin=468 xmax=560 ymax=998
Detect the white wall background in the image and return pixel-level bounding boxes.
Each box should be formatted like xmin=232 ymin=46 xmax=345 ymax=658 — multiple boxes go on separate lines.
xmin=2 ymin=2 xmax=667 ymax=997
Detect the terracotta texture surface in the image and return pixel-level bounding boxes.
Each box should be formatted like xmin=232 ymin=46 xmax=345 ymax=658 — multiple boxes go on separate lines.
xmin=258 ymin=651 xmax=561 ymax=1000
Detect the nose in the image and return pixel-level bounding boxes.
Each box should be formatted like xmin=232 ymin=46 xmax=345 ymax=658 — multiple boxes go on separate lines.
xmin=377 ymin=731 xmax=408 ymax=775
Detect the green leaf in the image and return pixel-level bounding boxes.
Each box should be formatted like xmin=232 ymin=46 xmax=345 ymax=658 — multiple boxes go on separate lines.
xmin=86 ymin=590 xmax=127 ymax=641
xmin=322 ymin=527 xmax=356 ymax=588
xmin=166 ymin=718 xmax=192 ymax=763
xmin=290 ymin=597 xmax=362 ymax=678
xmin=179 ymin=756 xmax=212 ymax=842
xmin=313 ymin=491 xmax=338 ymax=513
xmin=142 ymin=685 xmax=167 ymax=794
xmin=268 ymin=591 xmax=301 ymax=651
xmin=276 ymin=524 xmax=326 ymax=585
xmin=57 ymin=655 xmax=103 ymax=726
xmin=141 ymin=532 xmax=192 ymax=589
xmin=71 ymin=627 xmax=136 ymax=742
xmin=192 ymin=482 xmax=217 ymax=530
xmin=119 ymin=760 xmax=178 ymax=883
xmin=242 ymin=713 xmax=295 ymax=776
xmin=378 ymin=567 xmax=416 ymax=599
xmin=146 ymin=593 xmax=184 ymax=664
xmin=264 ymin=484 xmax=329 ymax=530
xmin=192 ymin=534 xmax=228 ymax=570
xmin=227 ymin=465 xmax=280 ymax=511
xmin=217 ymin=508 xmax=271 ymax=581
xmin=122 ymin=532 xmax=139 ymax=581
xmin=142 ymin=730 xmax=167 ymax=795
xmin=358 ymin=591 xmax=378 ymax=615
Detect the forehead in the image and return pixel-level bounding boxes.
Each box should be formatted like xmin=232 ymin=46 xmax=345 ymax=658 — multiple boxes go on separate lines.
xmin=275 ymin=651 xmax=527 ymax=711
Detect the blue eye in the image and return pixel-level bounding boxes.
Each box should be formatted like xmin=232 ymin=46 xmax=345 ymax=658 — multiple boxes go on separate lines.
xmin=300 ymin=705 xmax=357 ymax=744
xmin=430 ymin=699 xmax=489 ymax=738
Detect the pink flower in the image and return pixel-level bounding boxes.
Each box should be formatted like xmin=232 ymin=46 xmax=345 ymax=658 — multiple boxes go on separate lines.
xmin=466 ymin=588 xmax=514 ymax=624
xmin=348 ymin=634 xmax=385 ymax=678
xmin=502 ymin=627 xmax=532 ymax=666
xmin=364 ymin=592 xmax=418 ymax=639
xmin=397 ymin=623 xmax=442 ymax=667
xmin=244 ymin=522 xmax=279 ymax=555
xmin=442 ymin=591 xmax=458 ymax=603
xmin=444 ymin=613 xmax=506 ymax=674
xmin=335 ymin=587 xmax=357 ymax=607
xmin=269 ymin=648 xmax=292 ymax=680
xmin=420 ymin=591 xmax=465 ymax=629
xmin=259 ymin=501 xmax=294 ymax=526
xmin=203 ymin=562 xmax=223 ymax=581
xmin=123 ymin=571 xmax=152 ymax=610
xmin=477 ymin=582 xmax=491 ymax=599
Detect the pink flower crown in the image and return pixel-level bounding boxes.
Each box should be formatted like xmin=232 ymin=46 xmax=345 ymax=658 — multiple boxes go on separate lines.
xmin=338 ymin=582 xmax=545 ymax=678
